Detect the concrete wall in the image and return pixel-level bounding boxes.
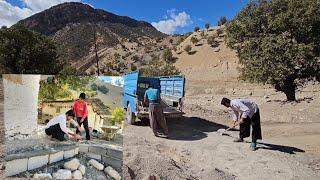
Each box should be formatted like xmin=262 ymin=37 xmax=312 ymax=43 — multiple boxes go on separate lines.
xmin=3 ymin=75 xmax=40 ymax=139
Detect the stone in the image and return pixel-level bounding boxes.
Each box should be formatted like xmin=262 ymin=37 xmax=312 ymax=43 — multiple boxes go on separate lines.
xmin=78 ymin=164 xmax=86 ymax=175
xmin=64 ymin=158 xmax=80 ymax=171
xmin=49 ymin=151 xmax=64 ymax=164
xmin=33 ymin=173 xmax=52 ymax=179
xmin=79 ymin=144 xmax=89 ymax=153
xmin=88 ymin=159 xmax=104 ymax=171
xmin=6 ymin=158 xmax=28 ymax=176
xmin=75 ymin=147 xmax=79 ymax=155
xmin=102 ymin=156 xmax=122 ymax=169
xmin=104 ymin=166 xmax=121 ymax=180
xmin=53 ymin=169 xmax=72 ymax=179
xmin=87 ymin=152 xmax=101 ymax=161
xmin=107 ymin=148 xmax=123 ymax=159
xmin=89 ymin=146 xmax=107 ymax=155
xmin=28 ymin=154 xmax=49 ymax=170
xmin=72 ymin=170 xmax=83 ymax=179
xmin=64 ymin=149 xmax=75 ymax=159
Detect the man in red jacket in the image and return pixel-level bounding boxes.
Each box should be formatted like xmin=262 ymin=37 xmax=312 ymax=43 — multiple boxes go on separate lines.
xmin=73 ymin=93 xmax=90 ymax=140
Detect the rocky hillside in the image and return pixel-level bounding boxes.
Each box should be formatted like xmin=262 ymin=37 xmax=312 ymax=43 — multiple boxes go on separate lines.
xmin=173 ymin=26 xmax=239 ymax=82
xmin=16 ymin=2 xmax=165 ymax=71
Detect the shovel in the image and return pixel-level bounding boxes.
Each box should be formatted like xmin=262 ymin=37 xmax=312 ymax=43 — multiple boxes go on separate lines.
xmin=217 ymin=121 xmax=240 ymax=136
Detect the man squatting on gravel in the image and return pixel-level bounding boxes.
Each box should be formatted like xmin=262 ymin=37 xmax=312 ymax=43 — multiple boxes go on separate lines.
xmin=45 ymin=110 xmax=83 ymax=141
xmin=221 ymin=98 xmax=262 ymax=151
xmin=144 ymin=85 xmax=169 ymax=138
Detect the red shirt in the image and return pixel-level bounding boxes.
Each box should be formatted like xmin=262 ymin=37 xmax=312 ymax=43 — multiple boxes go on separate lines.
xmin=73 ymin=100 xmax=88 ymax=118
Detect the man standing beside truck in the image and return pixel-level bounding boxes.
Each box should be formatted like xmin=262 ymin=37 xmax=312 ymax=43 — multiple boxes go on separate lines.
xmin=144 ymin=85 xmax=169 ymax=138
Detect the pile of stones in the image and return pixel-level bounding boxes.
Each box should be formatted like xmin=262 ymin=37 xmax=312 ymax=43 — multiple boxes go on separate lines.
xmin=33 ymin=158 xmax=121 ymax=180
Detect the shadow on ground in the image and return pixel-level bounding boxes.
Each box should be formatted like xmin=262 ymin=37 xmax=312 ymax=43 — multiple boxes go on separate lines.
xmin=257 ymin=142 xmax=305 ymax=154
xmin=135 ymin=116 xmax=230 ymax=141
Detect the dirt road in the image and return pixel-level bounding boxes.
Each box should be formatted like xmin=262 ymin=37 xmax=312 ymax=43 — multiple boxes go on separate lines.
xmin=0 ymin=79 xmax=5 ymax=178
xmin=123 ymin=81 xmax=320 ymax=180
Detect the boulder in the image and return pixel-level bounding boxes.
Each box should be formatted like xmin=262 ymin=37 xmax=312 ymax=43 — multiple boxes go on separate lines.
xmin=78 ymin=164 xmax=86 ymax=175
xmin=104 ymin=166 xmax=121 ymax=180
xmin=72 ymin=170 xmax=83 ymax=179
xmin=53 ymin=169 xmax=72 ymax=179
xmin=88 ymin=159 xmax=104 ymax=170
xmin=33 ymin=173 xmax=52 ymax=179
xmin=64 ymin=158 xmax=80 ymax=171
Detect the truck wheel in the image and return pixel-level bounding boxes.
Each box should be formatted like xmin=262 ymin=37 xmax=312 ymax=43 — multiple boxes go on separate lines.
xmin=126 ymin=104 xmax=136 ymax=125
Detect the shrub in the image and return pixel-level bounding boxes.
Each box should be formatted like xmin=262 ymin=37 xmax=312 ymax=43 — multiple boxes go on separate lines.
xmin=194 ymin=27 xmax=200 ymax=32
xmin=218 ymin=16 xmax=227 ymax=26
xmin=184 ymin=45 xmax=192 ymax=53
xmin=162 ymin=48 xmax=174 ymax=62
xmin=111 ymin=107 xmax=125 ymax=125
xmin=190 ymin=37 xmax=199 ymax=45
xmin=205 ymin=23 xmax=210 ymax=29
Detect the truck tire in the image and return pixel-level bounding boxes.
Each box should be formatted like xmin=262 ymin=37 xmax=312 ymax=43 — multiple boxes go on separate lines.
xmin=126 ymin=104 xmax=136 ymax=125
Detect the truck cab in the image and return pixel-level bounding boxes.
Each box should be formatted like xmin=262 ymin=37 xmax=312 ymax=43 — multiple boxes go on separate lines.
xmin=123 ymin=71 xmax=185 ymax=124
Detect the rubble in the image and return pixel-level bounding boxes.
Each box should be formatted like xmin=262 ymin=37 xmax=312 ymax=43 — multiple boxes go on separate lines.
xmin=72 ymin=170 xmax=83 ymax=179
xmin=88 ymin=159 xmax=104 ymax=170
xmin=64 ymin=158 xmax=80 ymax=171
xmin=104 ymin=166 xmax=121 ymax=180
xmin=78 ymin=164 xmax=86 ymax=175
xmin=53 ymin=169 xmax=72 ymax=179
xmin=33 ymin=173 xmax=52 ymax=179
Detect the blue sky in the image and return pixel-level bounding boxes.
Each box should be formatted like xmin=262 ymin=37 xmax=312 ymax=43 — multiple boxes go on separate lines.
xmin=1 ymin=0 xmax=249 ymax=34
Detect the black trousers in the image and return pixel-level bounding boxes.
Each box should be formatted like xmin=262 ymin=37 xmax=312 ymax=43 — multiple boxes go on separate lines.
xmin=239 ymin=109 xmax=262 ymax=141
xmin=76 ymin=117 xmax=90 ymax=140
xmin=45 ymin=124 xmax=65 ymax=141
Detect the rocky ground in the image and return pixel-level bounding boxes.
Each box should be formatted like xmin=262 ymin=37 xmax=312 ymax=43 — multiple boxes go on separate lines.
xmin=123 ymin=79 xmax=320 ymax=180
xmin=0 ymin=79 xmax=5 ymax=179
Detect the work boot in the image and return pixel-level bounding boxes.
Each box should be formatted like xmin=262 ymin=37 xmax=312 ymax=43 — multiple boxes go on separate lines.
xmin=233 ymin=138 xmax=243 ymax=142
xmin=250 ymin=142 xmax=257 ymax=151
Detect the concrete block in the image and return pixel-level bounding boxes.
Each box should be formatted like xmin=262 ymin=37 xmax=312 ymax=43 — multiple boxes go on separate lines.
xmin=102 ymin=156 xmax=122 ymax=169
xmin=6 ymin=158 xmax=28 ymax=176
xmin=75 ymin=147 xmax=79 ymax=155
xmin=89 ymin=146 xmax=107 ymax=156
xmin=49 ymin=151 xmax=64 ymax=164
xmin=87 ymin=153 xmax=101 ymax=161
xmin=79 ymin=144 xmax=89 ymax=153
xmin=28 ymin=154 xmax=49 ymax=170
xmin=107 ymin=148 xmax=123 ymax=159
xmin=64 ymin=149 xmax=75 ymax=159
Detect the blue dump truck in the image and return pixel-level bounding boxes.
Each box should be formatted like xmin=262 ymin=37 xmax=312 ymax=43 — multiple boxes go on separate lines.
xmin=123 ymin=71 xmax=185 ymax=124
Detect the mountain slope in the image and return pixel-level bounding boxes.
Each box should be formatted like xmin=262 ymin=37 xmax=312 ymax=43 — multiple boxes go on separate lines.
xmin=16 ymin=2 xmax=165 ymax=64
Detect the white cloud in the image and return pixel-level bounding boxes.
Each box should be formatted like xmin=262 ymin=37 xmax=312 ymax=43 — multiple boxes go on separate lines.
xmin=152 ymin=9 xmax=192 ymax=34
xmin=23 ymin=0 xmax=80 ymax=12
xmin=0 ymin=0 xmax=32 ymax=27
xmin=0 ymin=0 xmax=80 ymax=27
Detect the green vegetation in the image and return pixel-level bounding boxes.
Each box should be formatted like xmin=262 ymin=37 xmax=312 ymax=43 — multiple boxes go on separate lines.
xmin=218 ymin=16 xmax=227 ymax=26
xmin=194 ymin=27 xmax=200 ymax=32
xmin=141 ymin=59 xmax=180 ymax=77
xmin=0 ymin=25 xmax=61 ymax=74
xmin=190 ymin=37 xmax=199 ymax=45
xmin=162 ymin=48 xmax=174 ymax=62
xmin=226 ymin=0 xmax=320 ymax=101
xmin=205 ymin=23 xmax=210 ymax=30
xmin=39 ymin=76 xmax=97 ymax=101
xmin=207 ymin=36 xmax=218 ymax=47
xmin=111 ymin=107 xmax=125 ymax=125
xmin=184 ymin=45 xmax=192 ymax=54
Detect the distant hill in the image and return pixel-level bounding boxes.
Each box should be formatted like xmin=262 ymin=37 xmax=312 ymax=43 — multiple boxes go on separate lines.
xmin=16 ymin=2 xmax=165 ymax=67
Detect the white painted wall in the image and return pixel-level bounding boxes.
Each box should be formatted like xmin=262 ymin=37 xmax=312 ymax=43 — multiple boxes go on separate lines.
xmin=3 ymin=75 xmax=40 ymax=139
